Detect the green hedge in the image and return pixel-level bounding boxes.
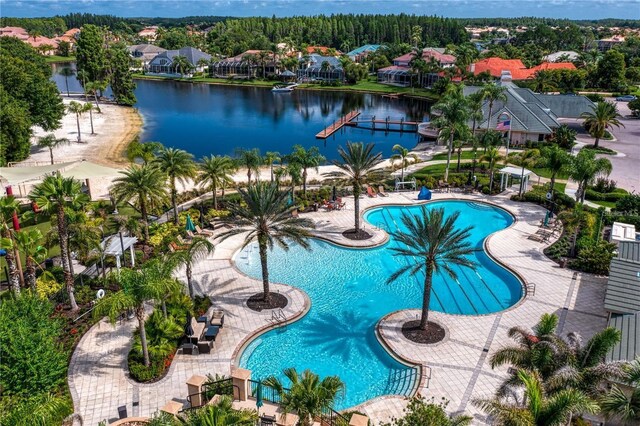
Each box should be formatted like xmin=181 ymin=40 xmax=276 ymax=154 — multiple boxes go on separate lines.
xmin=585 ymin=188 xmax=628 ymax=202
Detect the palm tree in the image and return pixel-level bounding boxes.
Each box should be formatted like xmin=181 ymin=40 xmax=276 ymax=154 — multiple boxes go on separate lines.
xmin=323 ymin=142 xmax=385 ymax=234
xmin=581 ymin=101 xmax=624 ymax=148
xmin=539 ymin=145 xmax=571 ymax=195
xmin=172 ymin=55 xmax=191 ymax=77
xmin=288 ymin=145 xmax=325 ymax=197
xmin=473 ymin=370 xmax=599 ymax=426
xmin=127 ymin=140 xmax=163 ymax=165
xmin=218 ymin=182 xmax=315 ymax=303
xmin=180 ymin=395 xmax=257 ymax=426
xmin=480 ymin=83 xmax=507 ymax=133
xmin=466 ymin=91 xmax=485 ymax=137
xmin=29 ymin=173 xmax=89 ymax=311
xmin=0 ymin=196 xmax=21 ymax=294
xmin=387 ymin=207 xmax=476 ymax=331
xmin=480 ymin=147 xmax=504 ymax=193
xmin=170 ymin=237 xmax=214 ymax=298
xmin=111 ymin=165 xmax=169 ymax=241
xmin=235 ymin=148 xmax=262 ymax=185
xmin=550 ymin=124 xmax=577 ymax=150
xmin=196 ymin=155 xmax=236 ymax=210
xmin=391 ymin=144 xmax=418 ymax=182
xmin=257 ymin=50 xmax=271 ymax=78
xmin=58 ymin=67 xmax=75 ymax=97
xmin=514 ymin=149 xmax=539 ymax=197
xmin=263 ymin=151 xmax=281 ymax=183
xmin=67 ymin=101 xmax=87 ymax=143
xmin=37 ymin=135 xmax=71 ymax=165
xmin=13 ymin=229 xmax=47 ymax=291
xmin=93 ymin=265 xmax=173 ymax=366
xmin=569 ymin=149 xmax=612 ymax=203
xmin=431 ymin=86 xmax=470 ymax=182
xmin=84 ymin=80 xmax=107 ymax=112
xmin=600 ymin=357 xmax=640 ymax=425
xmin=154 ymin=148 xmax=197 ymax=224
xmin=264 ymin=368 xmax=345 ymax=426
xmin=83 ymin=102 xmax=96 ymax=135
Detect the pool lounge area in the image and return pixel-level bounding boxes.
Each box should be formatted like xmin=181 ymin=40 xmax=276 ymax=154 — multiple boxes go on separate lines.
xmin=68 ymin=190 xmax=610 ymax=425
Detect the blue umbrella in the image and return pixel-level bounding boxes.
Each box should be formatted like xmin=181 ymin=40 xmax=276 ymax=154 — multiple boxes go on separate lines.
xmin=255 ymin=380 xmax=264 ymax=411
xmin=185 ymin=214 xmax=196 ymax=232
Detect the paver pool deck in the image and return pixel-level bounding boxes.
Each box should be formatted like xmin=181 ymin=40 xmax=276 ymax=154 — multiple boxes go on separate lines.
xmin=68 ymin=190 xmax=608 ymax=425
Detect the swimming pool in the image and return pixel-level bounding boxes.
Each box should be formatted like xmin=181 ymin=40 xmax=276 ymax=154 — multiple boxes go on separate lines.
xmin=236 ymin=200 xmax=522 ymax=409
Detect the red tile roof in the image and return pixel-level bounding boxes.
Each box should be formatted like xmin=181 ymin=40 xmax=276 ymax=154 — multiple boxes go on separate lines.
xmin=305 ymin=46 xmax=341 ymax=55
xmin=471 ymin=57 xmax=576 ymax=80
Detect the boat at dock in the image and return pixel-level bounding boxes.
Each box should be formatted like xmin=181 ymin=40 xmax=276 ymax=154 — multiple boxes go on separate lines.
xmin=271 ymin=83 xmax=298 ymax=93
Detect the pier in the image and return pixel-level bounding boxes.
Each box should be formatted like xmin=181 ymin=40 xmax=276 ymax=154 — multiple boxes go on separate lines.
xmin=348 ymin=115 xmax=421 ymax=132
xmin=315 ymin=110 xmax=361 ymax=139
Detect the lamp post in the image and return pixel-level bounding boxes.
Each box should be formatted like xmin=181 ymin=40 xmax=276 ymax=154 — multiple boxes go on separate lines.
xmin=497 ymin=112 xmax=512 ymax=156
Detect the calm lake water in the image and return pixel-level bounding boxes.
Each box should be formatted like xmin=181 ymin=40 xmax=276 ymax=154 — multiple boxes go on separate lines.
xmin=51 ymin=63 xmax=431 ymax=159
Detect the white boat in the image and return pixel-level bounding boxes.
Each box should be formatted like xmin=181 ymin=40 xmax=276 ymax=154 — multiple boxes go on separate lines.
xmin=271 ymin=83 xmax=298 ymax=93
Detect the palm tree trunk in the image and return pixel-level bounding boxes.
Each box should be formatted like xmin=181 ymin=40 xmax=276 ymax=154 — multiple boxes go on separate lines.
xmin=270 ymin=164 xmax=274 ymax=183
xmin=353 ymin=184 xmax=361 ymax=232
xmin=93 ymin=92 xmax=100 ymax=112
xmin=25 ymin=259 xmax=36 ymax=291
xmin=186 ymin=263 xmax=193 ymax=298
xmin=140 ymin=197 xmax=150 ymax=242
xmin=49 ymin=148 xmax=54 ymax=165
xmin=161 ymin=300 xmax=167 ymax=318
xmin=58 ymin=207 xmax=78 ymax=311
xmin=444 ymin=132 xmax=454 ymax=182
xmin=75 ymin=113 xmax=81 ymax=143
xmin=302 ymin=169 xmax=308 ymax=197
xmin=89 ymin=108 xmax=95 ymax=135
xmin=64 ymin=77 xmax=70 ymax=97
xmin=258 ymin=237 xmax=270 ymax=301
xmin=420 ymin=266 xmax=434 ymax=330
xmin=400 ymin=162 xmax=405 ymax=183
xmin=5 ymin=251 xmax=20 ymax=295
xmin=171 ymin=178 xmax=179 ymax=225
xmin=67 ymin=237 xmax=75 ymax=277
xmin=489 ymin=170 xmax=494 ymax=193
xmin=519 ymin=166 xmax=526 ymax=197
xmin=212 ymin=182 xmax=218 ymax=210
xmin=247 ymin=169 xmax=252 ymax=186
xmin=486 ymin=103 xmax=493 ymax=133
xmin=137 ymin=306 xmax=150 ymax=367
xmin=457 ymin=150 xmax=461 ymax=172
xmin=594 ymin=136 xmax=600 ymax=149
xmin=550 ymin=173 xmax=556 ymax=194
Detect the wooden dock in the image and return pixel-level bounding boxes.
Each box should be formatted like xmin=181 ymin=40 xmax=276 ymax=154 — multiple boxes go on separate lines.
xmin=315 ymin=110 xmax=361 ymax=139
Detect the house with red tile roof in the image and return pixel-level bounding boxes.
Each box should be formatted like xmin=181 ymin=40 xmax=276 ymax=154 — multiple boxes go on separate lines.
xmin=470 ymin=57 xmax=577 ymax=80
xmin=304 ymin=46 xmax=340 ymax=55
xmin=378 ymin=48 xmax=456 ymax=87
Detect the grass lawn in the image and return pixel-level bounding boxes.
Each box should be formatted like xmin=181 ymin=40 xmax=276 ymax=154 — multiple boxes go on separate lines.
xmin=590 ymin=200 xmax=617 ymax=208
xmin=529 ymin=166 xmax=570 ymax=180
xmin=45 ymin=55 xmax=75 ymax=63
xmin=431 ymin=151 xmax=476 ymax=161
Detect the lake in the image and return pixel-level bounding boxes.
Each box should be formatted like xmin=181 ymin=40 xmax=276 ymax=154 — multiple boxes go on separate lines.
xmin=51 ymin=63 xmax=432 ymax=159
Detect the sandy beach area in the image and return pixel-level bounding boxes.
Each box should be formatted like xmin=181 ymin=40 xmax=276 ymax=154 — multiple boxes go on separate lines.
xmin=19 ymin=95 xmax=142 ymax=168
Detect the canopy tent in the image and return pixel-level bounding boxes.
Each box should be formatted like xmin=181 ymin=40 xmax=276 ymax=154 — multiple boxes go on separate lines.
xmin=0 ymin=161 xmax=77 ymax=185
xmin=100 ymin=234 xmax=138 ymax=270
xmin=497 ymin=166 xmax=532 ymax=192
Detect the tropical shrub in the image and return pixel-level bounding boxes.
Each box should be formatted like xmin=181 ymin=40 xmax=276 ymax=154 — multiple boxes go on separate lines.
xmin=585 ymin=188 xmax=628 ymax=202
xmin=544 ymin=234 xmax=571 ymax=261
xmin=148 ymin=221 xmax=180 ymax=247
xmin=35 ymin=271 xmax=63 ymax=299
xmin=572 ymin=240 xmax=617 ymax=275
xmin=382 ymin=396 xmax=472 ymax=426
xmin=614 ymin=194 xmax=640 ymax=214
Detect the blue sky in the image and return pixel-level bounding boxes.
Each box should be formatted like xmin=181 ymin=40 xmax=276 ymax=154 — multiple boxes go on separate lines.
xmin=2 ymin=0 xmax=639 ymax=20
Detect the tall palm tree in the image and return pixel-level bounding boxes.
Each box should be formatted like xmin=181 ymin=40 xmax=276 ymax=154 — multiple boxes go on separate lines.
xmin=467 ymin=91 xmax=485 ymax=137
xmin=600 ymin=357 xmax=640 ymax=425
xmin=127 ymin=140 xmax=163 ymax=165
xmin=37 ymin=135 xmax=71 ymax=165
xmin=83 ymin=102 xmax=96 ymax=135
xmin=172 ymin=55 xmax=192 ymax=77
xmin=431 ymin=86 xmax=470 ymax=182
xmin=170 ymin=237 xmax=215 ymax=298
xmin=256 ymin=50 xmax=271 ymax=78
xmin=84 ymin=80 xmax=107 ymax=112
xmin=391 ymin=144 xmax=418 ymax=182
xmin=180 ymin=395 xmax=257 ymax=426
xmin=569 ymin=149 xmax=612 ymax=203
xmin=58 ymin=67 xmax=75 ymax=97
xmin=67 ymin=101 xmax=87 ymax=143
xmin=264 ymin=368 xmax=345 ymax=426
xmin=550 ymin=124 xmax=577 ymax=150
xmin=13 ymin=229 xmax=47 ymax=291
xmin=218 ymin=182 xmax=315 ymax=303
xmin=111 ymin=164 xmax=169 ymax=241
xmin=288 ymin=145 xmax=325 ymax=197
xmin=29 ymin=173 xmax=89 ymax=311
xmin=581 ymin=101 xmax=624 ymax=148
xmin=154 ymin=148 xmax=197 ymax=224
xmin=263 ymin=151 xmax=281 ymax=183
xmin=387 ymin=207 xmax=476 ymax=331
xmin=480 ymin=147 xmax=504 ymax=193
xmin=0 ymin=196 xmax=21 ymax=294
xmin=324 ymin=142 xmax=385 ymax=234
xmin=473 ymin=370 xmax=599 ymax=426
xmin=480 ymin=82 xmax=507 ymax=133
xmin=235 ymin=148 xmax=262 ymax=185
xmin=514 ymin=149 xmax=539 ymax=197
xmin=539 ymin=145 xmax=571 ymax=195
xmin=93 ymin=265 xmax=174 ymax=367
xmin=196 ymin=155 xmax=236 ymax=210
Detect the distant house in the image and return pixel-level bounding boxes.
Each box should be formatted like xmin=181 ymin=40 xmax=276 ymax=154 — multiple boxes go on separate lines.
xmin=595 ymin=35 xmax=625 ymax=52
xmin=347 ymin=44 xmax=383 ymax=62
xmin=209 ymin=50 xmax=278 ymax=78
xmin=0 ymin=26 xmax=29 ymax=40
xmin=138 ymin=26 xmax=159 ymax=41
xmin=470 ymin=57 xmax=576 ymax=80
xmin=304 ymin=46 xmax=340 ymax=56
xmin=543 ymin=51 xmax=579 ymax=63
xmin=377 ymin=47 xmax=456 ymax=87
xmin=0 ymin=26 xmax=59 ymax=54
xmin=147 ymin=47 xmax=211 ymax=75
xmin=55 ymin=28 xmax=80 ymax=48
xmin=297 ymin=54 xmax=343 ymax=82
xmin=462 ymin=76 xmax=595 ymax=144
xmin=604 ymin=241 xmax=640 ymax=364
xmin=128 ymin=44 xmax=167 ymax=69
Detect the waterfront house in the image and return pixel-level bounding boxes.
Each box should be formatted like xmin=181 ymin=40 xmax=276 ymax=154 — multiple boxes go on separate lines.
xmin=297 ymin=54 xmax=343 ymax=82
xmin=462 ymin=74 xmax=595 ymax=144
xmin=128 ymin=44 xmax=167 ymax=70
xmin=347 ymin=44 xmax=383 ymax=62
xmin=470 ymin=57 xmax=577 ymax=80
xmin=377 ymin=48 xmax=455 ymax=87
xmin=0 ymin=26 xmax=59 ymax=55
xmin=304 ymin=46 xmax=340 ymax=56
xmin=209 ymin=50 xmax=278 ymax=78
xmin=147 ymin=46 xmax=211 ymax=75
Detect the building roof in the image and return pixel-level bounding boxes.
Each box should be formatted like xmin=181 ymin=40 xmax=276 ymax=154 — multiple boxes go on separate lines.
xmin=305 ymin=46 xmax=339 ymax=55
xmin=150 ymin=46 xmax=211 ymax=66
xmin=536 ymin=94 xmax=596 ymax=119
xmin=347 ymin=44 xmax=382 ymax=56
xmin=543 ymin=51 xmax=579 ymax=62
xmin=393 ymin=48 xmax=456 ymax=66
xmin=305 ymin=54 xmax=342 ymax=70
xmin=128 ymin=43 xmax=166 ymax=54
xmin=378 ymin=65 xmax=411 ymax=74
xmin=470 ymin=58 xmax=575 ymax=80
xmin=604 ymin=241 xmax=640 ymax=314
xmin=606 ymin=312 xmax=639 ymax=362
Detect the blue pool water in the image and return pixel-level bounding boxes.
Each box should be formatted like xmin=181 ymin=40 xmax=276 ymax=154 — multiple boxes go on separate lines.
xmin=236 ymin=200 xmax=522 ymax=409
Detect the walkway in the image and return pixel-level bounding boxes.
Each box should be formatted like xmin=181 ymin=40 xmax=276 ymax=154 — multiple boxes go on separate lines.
xmin=68 ymin=191 xmax=608 ymax=425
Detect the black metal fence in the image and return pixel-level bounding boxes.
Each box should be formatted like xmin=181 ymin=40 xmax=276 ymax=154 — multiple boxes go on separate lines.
xmin=248 ymin=379 xmax=288 ymax=405
xmin=186 ymin=377 xmax=237 ymax=409
xmin=320 ymin=406 xmax=350 ymax=426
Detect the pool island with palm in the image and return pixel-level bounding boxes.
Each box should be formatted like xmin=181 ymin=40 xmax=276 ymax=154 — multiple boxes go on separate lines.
xmin=235 ymin=200 xmax=523 ymax=410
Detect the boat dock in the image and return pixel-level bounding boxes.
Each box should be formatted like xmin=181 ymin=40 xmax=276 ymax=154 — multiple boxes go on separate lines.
xmin=315 ymin=110 xmax=361 ymax=139
xmin=348 ymin=115 xmax=421 ymax=132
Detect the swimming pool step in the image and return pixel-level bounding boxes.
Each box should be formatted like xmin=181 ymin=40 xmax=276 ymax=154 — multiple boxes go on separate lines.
xmin=383 ymin=367 xmax=418 ymax=397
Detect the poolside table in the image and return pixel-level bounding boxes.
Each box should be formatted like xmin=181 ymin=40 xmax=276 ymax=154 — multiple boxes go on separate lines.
xmin=204 ymin=325 xmax=220 ymax=341
xmin=197 ymin=315 xmax=208 ymax=323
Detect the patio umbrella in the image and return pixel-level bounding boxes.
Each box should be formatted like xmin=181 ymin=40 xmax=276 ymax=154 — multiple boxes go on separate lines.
xmin=185 ymin=214 xmax=196 ymax=232
xmin=332 ymin=186 xmax=337 ymax=202
xmin=255 ymin=380 xmax=264 ymax=414
xmin=543 ymin=210 xmax=550 ymax=227
xmin=287 ymin=191 xmax=294 ymax=206
xmin=184 ymin=313 xmax=194 ymax=338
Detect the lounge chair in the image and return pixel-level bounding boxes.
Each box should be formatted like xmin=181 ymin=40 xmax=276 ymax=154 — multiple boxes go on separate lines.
xmin=195 ymin=225 xmax=214 ymax=237
xmin=210 ymin=310 xmax=225 ymax=327
xmin=527 ymin=233 xmax=545 ymax=242
xmin=378 ymin=186 xmax=389 ymax=197
xmin=366 ymin=186 xmax=377 ymax=197
xmin=177 ymin=235 xmax=189 ymax=245
xmin=186 ymin=230 xmax=197 ymax=239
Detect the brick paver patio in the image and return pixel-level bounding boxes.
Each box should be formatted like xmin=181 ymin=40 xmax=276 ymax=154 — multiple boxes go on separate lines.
xmin=68 ymin=191 xmax=608 ymax=425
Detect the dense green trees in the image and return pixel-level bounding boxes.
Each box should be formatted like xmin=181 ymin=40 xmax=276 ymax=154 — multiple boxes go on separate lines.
xmin=75 ymin=24 xmax=107 ymax=83
xmin=595 ymin=50 xmax=627 ymax=91
xmin=108 ymin=42 xmax=137 ymax=105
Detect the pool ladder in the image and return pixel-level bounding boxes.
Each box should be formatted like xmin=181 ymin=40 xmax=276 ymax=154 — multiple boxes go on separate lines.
xmin=269 ymin=309 xmax=287 ymax=329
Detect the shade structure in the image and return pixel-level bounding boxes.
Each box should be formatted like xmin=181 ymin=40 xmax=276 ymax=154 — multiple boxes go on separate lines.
xmin=185 ymin=214 xmax=196 ymax=232
xmin=255 ymin=380 xmax=264 ymax=409
xmin=0 ymin=160 xmax=121 ymax=186
xmin=185 ymin=313 xmax=194 ymax=337
xmin=418 ymin=186 xmax=432 ymax=200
